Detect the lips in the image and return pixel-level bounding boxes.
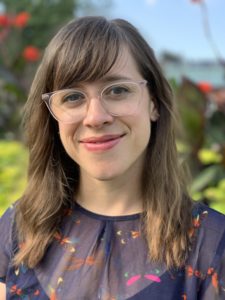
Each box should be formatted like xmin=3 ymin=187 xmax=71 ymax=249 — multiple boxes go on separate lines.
xmin=79 ymin=134 xmax=125 ymax=152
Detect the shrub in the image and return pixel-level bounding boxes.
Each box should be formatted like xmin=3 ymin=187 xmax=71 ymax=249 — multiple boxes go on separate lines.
xmin=0 ymin=140 xmax=28 ymax=216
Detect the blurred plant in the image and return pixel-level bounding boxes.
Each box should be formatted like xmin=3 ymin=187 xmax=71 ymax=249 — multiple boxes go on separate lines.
xmin=0 ymin=9 xmax=39 ymax=139
xmin=0 ymin=0 xmax=112 ymax=139
xmin=0 ymin=2 xmax=74 ymax=139
xmin=14 ymin=11 xmax=30 ymax=28
xmin=177 ymin=77 xmax=225 ymax=213
xmin=0 ymin=140 xmax=28 ymax=216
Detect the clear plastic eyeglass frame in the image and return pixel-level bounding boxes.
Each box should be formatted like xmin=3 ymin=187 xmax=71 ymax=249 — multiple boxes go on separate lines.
xmin=42 ymin=79 xmax=148 ymax=124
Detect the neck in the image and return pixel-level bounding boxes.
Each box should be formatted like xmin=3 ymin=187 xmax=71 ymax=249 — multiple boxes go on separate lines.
xmin=75 ymin=171 xmax=143 ymax=216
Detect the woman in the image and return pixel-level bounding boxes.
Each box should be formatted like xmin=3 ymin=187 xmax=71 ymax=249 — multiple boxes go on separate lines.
xmin=0 ymin=16 xmax=225 ymax=300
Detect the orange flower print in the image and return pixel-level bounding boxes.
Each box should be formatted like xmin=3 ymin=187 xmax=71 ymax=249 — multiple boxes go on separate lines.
xmin=66 ymin=256 xmax=95 ymax=271
xmin=34 ymin=289 xmax=40 ymax=296
xmin=207 ymin=268 xmax=219 ymax=290
xmin=131 ymin=231 xmax=140 ymax=239
xmin=54 ymin=232 xmax=77 ymax=252
xmin=212 ymin=272 xmax=219 ymax=290
xmin=186 ymin=265 xmax=193 ymax=277
xmin=50 ymin=289 xmax=57 ymax=300
xmin=10 ymin=285 xmax=22 ymax=296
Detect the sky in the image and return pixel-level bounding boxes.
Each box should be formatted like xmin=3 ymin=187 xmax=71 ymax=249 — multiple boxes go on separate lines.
xmin=103 ymin=0 xmax=225 ymax=61
xmin=0 ymin=0 xmax=224 ymax=61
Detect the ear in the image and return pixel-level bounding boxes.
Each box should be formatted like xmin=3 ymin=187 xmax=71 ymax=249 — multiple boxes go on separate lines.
xmin=149 ymin=101 xmax=159 ymax=122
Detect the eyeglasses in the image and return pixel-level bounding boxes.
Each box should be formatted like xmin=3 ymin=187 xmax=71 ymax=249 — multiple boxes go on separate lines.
xmin=42 ymin=80 xmax=147 ymax=124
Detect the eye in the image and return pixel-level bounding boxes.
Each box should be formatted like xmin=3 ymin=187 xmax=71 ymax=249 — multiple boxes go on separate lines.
xmin=105 ymin=85 xmax=130 ymax=96
xmin=109 ymin=86 xmax=129 ymax=95
xmin=62 ymin=91 xmax=85 ymax=103
xmin=103 ymin=84 xmax=134 ymax=101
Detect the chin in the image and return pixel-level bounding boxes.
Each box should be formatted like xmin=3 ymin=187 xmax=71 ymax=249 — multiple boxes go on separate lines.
xmin=89 ymin=167 xmax=124 ymax=182
xmin=92 ymin=172 xmax=119 ymax=182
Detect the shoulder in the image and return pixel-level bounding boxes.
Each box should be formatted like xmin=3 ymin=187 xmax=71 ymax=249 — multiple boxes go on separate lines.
xmin=193 ymin=202 xmax=225 ymax=235
xmin=0 ymin=204 xmax=16 ymax=237
xmin=0 ymin=204 xmax=17 ymax=280
xmin=190 ymin=202 xmax=225 ymax=266
xmin=189 ymin=203 xmax=225 ymax=296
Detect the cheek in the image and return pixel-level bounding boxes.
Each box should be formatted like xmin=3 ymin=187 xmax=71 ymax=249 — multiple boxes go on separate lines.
xmin=130 ymin=111 xmax=151 ymax=151
xmin=139 ymin=119 xmax=151 ymax=147
xmin=58 ymin=124 xmax=79 ymax=154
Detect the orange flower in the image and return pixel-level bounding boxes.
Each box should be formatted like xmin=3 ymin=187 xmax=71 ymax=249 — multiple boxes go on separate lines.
xmin=14 ymin=12 xmax=30 ymax=28
xmin=23 ymin=46 xmax=40 ymax=62
xmin=0 ymin=14 xmax=10 ymax=26
xmin=197 ymin=81 xmax=213 ymax=94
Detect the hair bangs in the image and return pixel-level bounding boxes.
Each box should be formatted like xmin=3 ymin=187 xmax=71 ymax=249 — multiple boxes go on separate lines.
xmin=50 ymin=18 xmax=123 ymax=90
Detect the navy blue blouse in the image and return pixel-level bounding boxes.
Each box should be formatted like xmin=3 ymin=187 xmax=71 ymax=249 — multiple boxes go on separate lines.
xmin=0 ymin=202 xmax=225 ymax=300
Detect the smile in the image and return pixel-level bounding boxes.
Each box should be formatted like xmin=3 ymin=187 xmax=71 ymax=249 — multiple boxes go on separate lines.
xmin=79 ymin=134 xmax=126 ymax=152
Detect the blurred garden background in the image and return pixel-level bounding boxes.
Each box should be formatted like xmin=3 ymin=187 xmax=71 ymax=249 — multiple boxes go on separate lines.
xmin=0 ymin=0 xmax=225 ymax=216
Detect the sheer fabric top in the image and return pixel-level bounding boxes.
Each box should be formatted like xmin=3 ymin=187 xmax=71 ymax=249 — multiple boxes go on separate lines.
xmin=0 ymin=201 xmax=225 ymax=300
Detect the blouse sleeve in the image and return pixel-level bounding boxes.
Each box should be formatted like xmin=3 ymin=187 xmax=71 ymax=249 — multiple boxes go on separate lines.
xmin=203 ymin=235 xmax=225 ymax=299
xmin=218 ymin=247 xmax=225 ymax=298
xmin=0 ymin=206 xmax=15 ymax=282
xmin=200 ymin=215 xmax=225 ymax=299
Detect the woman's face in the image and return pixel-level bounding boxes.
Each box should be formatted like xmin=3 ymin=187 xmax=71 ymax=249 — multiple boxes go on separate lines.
xmin=58 ymin=47 xmax=158 ymax=182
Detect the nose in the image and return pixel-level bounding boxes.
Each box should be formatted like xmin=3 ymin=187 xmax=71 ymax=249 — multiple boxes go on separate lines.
xmin=82 ymin=96 xmax=114 ymax=128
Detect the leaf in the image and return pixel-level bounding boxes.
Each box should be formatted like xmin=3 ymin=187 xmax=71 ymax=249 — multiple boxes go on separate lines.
xmin=190 ymin=165 xmax=223 ymax=193
xmin=198 ymin=148 xmax=223 ymax=164
xmin=210 ymin=202 xmax=225 ymax=214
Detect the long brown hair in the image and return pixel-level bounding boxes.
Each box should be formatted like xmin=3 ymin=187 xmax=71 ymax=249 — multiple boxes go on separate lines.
xmin=14 ymin=16 xmax=193 ymax=268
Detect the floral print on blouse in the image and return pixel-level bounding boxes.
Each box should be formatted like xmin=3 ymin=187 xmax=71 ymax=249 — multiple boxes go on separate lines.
xmin=0 ymin=201 xmax=225 ymax=300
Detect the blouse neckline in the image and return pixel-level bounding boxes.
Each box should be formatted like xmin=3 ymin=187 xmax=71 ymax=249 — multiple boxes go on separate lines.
xmin=74 ymin=202 xmax=142 ymax=221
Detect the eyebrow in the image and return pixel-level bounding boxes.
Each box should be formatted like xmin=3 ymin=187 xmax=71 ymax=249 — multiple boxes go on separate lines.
xmin=67 ymin=75 xmax=135 ymax=90
xmin=98 ymin=75 xmax=134 ymax=84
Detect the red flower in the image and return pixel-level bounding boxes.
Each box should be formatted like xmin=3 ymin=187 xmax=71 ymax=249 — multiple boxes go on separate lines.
xmin=197 ymin=81 xmax=213 ymax=94
xmin=0 ymin=14 xmax=10 ymax=27
xmin=14 ymin=12 xmax=30 ymax=28
xmin=23 ymin=46 xmax=40 ymax=62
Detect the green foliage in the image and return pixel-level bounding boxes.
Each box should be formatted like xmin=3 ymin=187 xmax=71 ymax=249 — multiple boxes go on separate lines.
xmin=203 ymin=179 xmax=225 ymax=213
xmin=0 ymin=140 xmax=28 ymax=216
xmin=1 ymin=0 xmax=78 ymax=50
xmin=0 ymin=0 xmax=112 ymax=139
xmin=0 ymin=0 xmax=78 ymax=139
xmin=176 ymin=79 xmax=225 ymax=214
xmin=198 ymin=148 xmax=223 ymax=164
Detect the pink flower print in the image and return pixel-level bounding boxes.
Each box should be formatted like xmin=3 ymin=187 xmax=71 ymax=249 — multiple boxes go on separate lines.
xmin=144 ymin=274 xmax=161 ymax=282
xmin=126 ymin=275 xmax=141 ymax=286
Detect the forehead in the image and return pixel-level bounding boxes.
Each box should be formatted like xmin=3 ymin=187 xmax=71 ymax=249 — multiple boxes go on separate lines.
xmin=104 ymin=47 xmax=142 ymax=81
xmin=68 ymin=47 xmax=143 ymax=89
